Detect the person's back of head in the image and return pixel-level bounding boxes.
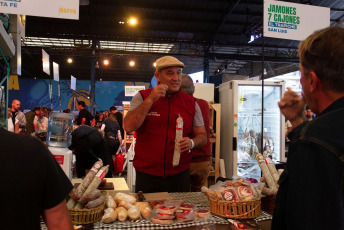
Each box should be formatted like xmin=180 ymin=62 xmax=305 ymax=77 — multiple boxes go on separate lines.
xmin=181 ymin=74 xmax=195 ymax=96
xmin=110 ymin=106 xmax=117 ymax=113
xmin=299 ymin=26 xmax=344 ymax=93
xmin=108 ymin=113 xmax=118 ymax=123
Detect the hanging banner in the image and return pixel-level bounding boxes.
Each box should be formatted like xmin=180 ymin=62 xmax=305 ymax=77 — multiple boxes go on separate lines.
xmin=264 ymin=0 xmax=330 ymax=41
xmin=42 ymin=49 xmax=50 ymax=75
xmin=0 ymin=0 xmax=79 ymax=20
xmin=125 ymin=86 xmax=145 ymax=97
xmin=53 ymin=62 xmax=59 ymax=82
xmin=71 ymin=75 xmax=76 ymax=91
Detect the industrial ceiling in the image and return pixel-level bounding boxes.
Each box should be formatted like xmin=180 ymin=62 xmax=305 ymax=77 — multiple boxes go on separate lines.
xmin=17 ymin=0 xmax=344 ymax=83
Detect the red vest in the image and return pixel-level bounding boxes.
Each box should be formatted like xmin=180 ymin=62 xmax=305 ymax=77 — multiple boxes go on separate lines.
xmin=191 ymin=98 xmax=212 ymax=163
xmin=134 ymin=88 xmax=195 ymax=177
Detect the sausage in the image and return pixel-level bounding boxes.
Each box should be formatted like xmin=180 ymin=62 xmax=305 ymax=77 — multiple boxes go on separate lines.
xmin=79 ymin=165 xmax=109 ymax=201
xmin=172 ymin=114 xmax=183 ymax=166
xmin=66 ymin=197 xmax=77 ymax=209
xmin=79 ymin=189 xmax=101 ymax=204
xmin=71 ymin=159 xmax=103 ymax=200
xmin=263 ymin=153 xmax=280 ymax=184
xmin=256 ymin=153 xmax=277 ymax=190
xmin=85 ymin=194 xmax=106 ymax=209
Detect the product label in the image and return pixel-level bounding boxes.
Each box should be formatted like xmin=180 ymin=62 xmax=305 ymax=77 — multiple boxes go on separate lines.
xmin=176 ymin=121 xmax=183 ymax=130
xmin=265 ymin=157 xmax=273 ymax=164
xmin=54 ymin=155 xmax=64 ymax=165
xmin=91 ymin=162 xmax=102 ymax=173
xmin=96 ymin=170 xmax=106 ymax=180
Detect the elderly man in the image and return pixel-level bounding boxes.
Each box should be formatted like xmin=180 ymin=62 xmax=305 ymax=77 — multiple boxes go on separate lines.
xmin=10 ymin=99 xmax=26 ymax=133
xmin=124 ymin=56 xmax=206 ymax=193
xmin=181 ymin=74 xmax=212 ymax=192
xmin=272 ymin=26 xmax=344 ymax=229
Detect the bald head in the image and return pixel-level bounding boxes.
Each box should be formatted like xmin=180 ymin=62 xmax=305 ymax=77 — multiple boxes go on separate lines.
xmin=181 ymin=74 xmax=195 ymax=96
xmin=11 ymin=99 xmax=20 ymax=112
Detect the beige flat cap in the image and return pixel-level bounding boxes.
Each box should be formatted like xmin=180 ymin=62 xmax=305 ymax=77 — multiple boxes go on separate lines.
xmin=155 ymin=56 xmax=184 ymax=72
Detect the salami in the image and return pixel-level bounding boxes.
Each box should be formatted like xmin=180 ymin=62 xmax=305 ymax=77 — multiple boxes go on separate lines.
xmin=79 ymin=189 xmax=101 ymax=204
xmin=85 ymin=194 xmax=105 ymax=208
xmin=66 ymin=197 xmax=77 ymax=209
xmin=172 ymin=114 xmax=183 ymax=166
xmin=256 ymin=153 xmax=278 ymax=191
xmin=79 ymin=165 xmax=109 ymax=202
xmin=263 ymin=153 xmax=280 ymax=184
xmin=71 ymin=159 xmax=103 ymax=200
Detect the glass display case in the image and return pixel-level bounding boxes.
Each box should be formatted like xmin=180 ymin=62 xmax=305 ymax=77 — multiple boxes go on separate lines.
xmin=219 ymin=80 xmax=285 ymax=180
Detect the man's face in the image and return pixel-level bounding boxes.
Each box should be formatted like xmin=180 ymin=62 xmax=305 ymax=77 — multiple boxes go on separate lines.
xmin=12 ymin=100 xmax=20 ymax=111
xmin=77 ymin=104 xmax=83 ymax=111
xmin=155 ymin=67 xmax=182 ymax=94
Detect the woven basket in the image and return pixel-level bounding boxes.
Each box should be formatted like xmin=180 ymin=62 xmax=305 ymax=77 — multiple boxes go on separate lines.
xmin=261 ymin=195 xmax=276 ymax=214
xmin=206 ymin=194 xmax=261 ymax=219
xmin=68 ymin=192 xmax=107 ymax=224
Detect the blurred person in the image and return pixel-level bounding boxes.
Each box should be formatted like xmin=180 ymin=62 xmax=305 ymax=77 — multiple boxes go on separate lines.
xmin=95 ymin=113 xmax=105 ymax=128
xmin=110 ymin=106 xmax=124 ymax=139
xmin=63 ymin=108 xmax=71 ymax=113
xmin=104 ymin=110 xmax=110 ymax=119
xmin=272 ymin=26 xmax=344 ymax=230
xmin=101 ymin=113 xmax=122 ymax=176
xmin=0 ymin=127 xmax=73 ymax=229
xmin=124 ymin=56 xmax=206 ymax=193
xmin=181 ymin=74 xmax=212 ymax=192
xmin=25 ymin=106 xmax=41 ymax=135
xmin=10 ymin=99 xmax=26 ymax=133
xmin=76 ymin=101 xmax=95 ymax=126
xmin=7 ymin=107 xmax=19 ymax=133
xmin=33 ymin=108 xmax=49 ymax=141
xmin=305 ymin=106 xmax=315 ymax=121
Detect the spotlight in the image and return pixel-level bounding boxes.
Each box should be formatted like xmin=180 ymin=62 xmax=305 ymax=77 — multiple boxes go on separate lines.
xmin=153 ymin=62 xmax=156 ymax=67
xmin=103 ymin=59 xmax=109 ymax=65
xmin=67 ymin=58 xmax=73 ymax=63
xmin=129 ymin=61 xmax=135 ymax=67
xmin=128 ymin=18 xmax=137 ymax=26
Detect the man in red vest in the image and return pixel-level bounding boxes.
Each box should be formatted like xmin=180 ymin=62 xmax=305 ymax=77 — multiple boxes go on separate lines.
xmin=124 ymin=56 xmax=206 ymax=193
xmin=181 ymin=74 xmax=212 ymax=192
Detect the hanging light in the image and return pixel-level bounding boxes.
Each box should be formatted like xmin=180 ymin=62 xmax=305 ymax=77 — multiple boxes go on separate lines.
xmin=67 ymin=58 xmax=73 ymax=63
xmin=129 ymin=61 xmax=135 ymax=67
xmin=128 ymin=18 xmax=137 ymax=26
xmin=103 ymin=59 xmax=109 ymax=65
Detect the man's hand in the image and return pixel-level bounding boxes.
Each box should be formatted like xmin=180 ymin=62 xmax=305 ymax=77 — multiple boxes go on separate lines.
xmin=146 ymin=84 xmax=168 ymax=103
xmin=179 ymin=137 xmax=192 ymax=153
xmin=278 ymin=88 xmax=306 ymax=127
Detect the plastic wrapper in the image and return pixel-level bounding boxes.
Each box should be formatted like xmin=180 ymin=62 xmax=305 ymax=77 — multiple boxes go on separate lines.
xmin=114 ymin=192 xmax=136 ymax=205
xmin=175 ymin=208 xmax=195 ymax=222
xmin=102 ymin=208 xmax=117 ymax=223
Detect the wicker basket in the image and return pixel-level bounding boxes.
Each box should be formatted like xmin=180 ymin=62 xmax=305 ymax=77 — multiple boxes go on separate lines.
xmin=206 ymin=194 xmax=261 ymax=219
xmin=68 ymin=192 xmax=107 ymax=224
xmin=261 ymin=195 xmax=276 ymax=214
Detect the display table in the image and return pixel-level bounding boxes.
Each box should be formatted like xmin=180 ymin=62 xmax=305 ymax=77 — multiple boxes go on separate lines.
xmin=41 ymin=192 xmax=272 ymax=230
xmin=71 ymin=177 xmax=129 ymax=197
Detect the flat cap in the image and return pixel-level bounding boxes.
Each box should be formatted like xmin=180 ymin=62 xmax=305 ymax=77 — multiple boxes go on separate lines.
xmin=155 ymin=56 xmax=184 ymax=72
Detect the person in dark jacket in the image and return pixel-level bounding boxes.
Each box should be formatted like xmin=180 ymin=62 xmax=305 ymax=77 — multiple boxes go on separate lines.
xmin=101 ymin=113 xmax=122 ymax=176
xmin=272 ymin=26 xmax=344 ymax=230
xmin=68 ymin=125 xmax=112 ymax=177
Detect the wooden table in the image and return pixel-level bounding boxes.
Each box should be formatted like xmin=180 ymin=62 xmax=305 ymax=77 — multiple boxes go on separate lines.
xmin=71 ymin=177 xmax=129 ymax=197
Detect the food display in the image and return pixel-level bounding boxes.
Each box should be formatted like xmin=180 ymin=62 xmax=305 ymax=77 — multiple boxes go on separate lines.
xmin=255 ymin=153 xmax=281 ymax=196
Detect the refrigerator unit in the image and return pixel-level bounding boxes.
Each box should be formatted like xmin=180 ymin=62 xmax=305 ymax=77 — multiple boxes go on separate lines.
xmin=219 ymin=80 xmax=285 ymax=180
